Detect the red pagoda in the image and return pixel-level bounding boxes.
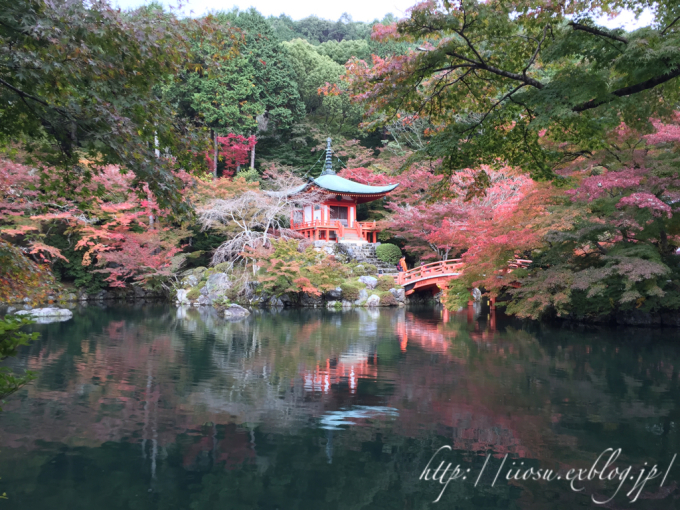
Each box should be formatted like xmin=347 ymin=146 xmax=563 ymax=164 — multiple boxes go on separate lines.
xmin=290 ymin=138 xmax=398 ymax=244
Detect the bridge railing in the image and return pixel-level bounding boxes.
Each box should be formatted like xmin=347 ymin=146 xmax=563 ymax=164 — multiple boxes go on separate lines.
xmin=397 ymin=259 xmax=464 ymax=286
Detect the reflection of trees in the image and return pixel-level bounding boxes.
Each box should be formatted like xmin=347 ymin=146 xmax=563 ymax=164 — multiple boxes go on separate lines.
xmin=1 ymin=304 xmax=680 ymax=507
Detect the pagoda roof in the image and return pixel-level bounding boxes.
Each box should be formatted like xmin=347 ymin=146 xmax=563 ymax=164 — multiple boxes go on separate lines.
xmin=312 ymin=174 xmax=399 ymax=195
xmin=283 ymin=174 xmax=398 ymax=197
xmin=278 ymin=138 xmax=399 ymax=199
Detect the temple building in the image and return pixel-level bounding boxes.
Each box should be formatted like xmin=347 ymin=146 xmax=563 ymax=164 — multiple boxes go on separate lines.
xmin=290 ymin=138 xmax=398 ymax=244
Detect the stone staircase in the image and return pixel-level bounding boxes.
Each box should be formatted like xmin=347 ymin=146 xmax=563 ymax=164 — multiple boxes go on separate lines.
xmin=340 ymin=242 xmax=395 ymax=273
xmin=339 ymin=231 xmax=364 ymax=244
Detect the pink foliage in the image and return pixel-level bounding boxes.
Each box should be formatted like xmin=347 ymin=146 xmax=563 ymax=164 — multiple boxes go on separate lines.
xmin=371 ymin=23 xmax=399 ymax=41
xmin=645 ymin=113 xmax=680 ymax=145
xmin=567 ymin=167 xmax=646 ymax=201
xmin=385 ymin=165 xmax=535 ymax=260
xmin=617 ymin=193 xmax=672 ymax=218
xmin=1 ymin=157 xmax=192 ymax=285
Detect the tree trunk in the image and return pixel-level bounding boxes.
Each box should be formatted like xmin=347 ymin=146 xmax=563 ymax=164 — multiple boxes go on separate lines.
xmin=250 ymin=139 xmax=256 ymax=169
xmin=213 ymin=130 xmax=218 ymax=179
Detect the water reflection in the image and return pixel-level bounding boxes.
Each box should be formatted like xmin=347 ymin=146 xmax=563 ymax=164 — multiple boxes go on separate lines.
xmin=1 ymin=304 xmax=679 ymax=508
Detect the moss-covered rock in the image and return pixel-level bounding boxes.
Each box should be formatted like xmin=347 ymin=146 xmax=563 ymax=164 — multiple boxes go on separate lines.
xmin=340 ymin=282 xmax=361 ymax=301
xmin=380 ymin=292 xmax=398 ymax=306
xmin=377 ymin=276 xmax=395 ymax=291
xmin=186 ymin=288 xmax=201 ymax=300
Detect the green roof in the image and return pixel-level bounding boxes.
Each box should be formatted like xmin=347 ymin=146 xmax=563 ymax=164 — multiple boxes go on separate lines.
xmin=312 ymin=174 xmax=398 ymax=195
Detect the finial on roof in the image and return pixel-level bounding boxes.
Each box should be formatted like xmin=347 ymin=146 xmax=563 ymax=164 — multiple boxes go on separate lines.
xmin=321 ymin=137 xmax=335 ymax=176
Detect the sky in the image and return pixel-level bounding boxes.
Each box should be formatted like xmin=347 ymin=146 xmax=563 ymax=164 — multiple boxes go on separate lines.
xmin=113 ymin=0 xmax=656 ymax=29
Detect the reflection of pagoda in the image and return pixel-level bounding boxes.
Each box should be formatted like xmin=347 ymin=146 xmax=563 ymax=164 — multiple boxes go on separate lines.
xmin=303 ymin=347 xmax=379 ymax=395
xmin=289 ymin=138 xmax=398 ymax=244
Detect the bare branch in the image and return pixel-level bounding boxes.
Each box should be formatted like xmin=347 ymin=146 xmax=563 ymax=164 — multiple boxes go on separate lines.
xmin=568 ymin=22 xmax=628 ymax=44
xmin=523 ymin=24 xmax=549 ymax=76
xmin=444 ymin=51 xmax=545 ymax=89
xmin=661 ymin=14 xmax=680 ymax=35
xmin=199 ymin=170 xmax=324 ymax=264
xmin=573 ymin=66 xmax=680 ymax=112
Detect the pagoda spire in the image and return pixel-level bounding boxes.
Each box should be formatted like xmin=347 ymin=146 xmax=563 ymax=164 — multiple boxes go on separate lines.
xmin=321 ymin=137 xmax=335 ymax=176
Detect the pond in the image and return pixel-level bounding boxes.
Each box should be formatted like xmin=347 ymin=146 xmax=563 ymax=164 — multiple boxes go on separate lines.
xmin=1 ymin=304 xmax=680 ymax=509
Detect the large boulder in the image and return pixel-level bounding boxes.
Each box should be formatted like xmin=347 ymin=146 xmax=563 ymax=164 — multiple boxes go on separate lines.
xmin=176 ymin=289 xmax=189 ymax=305
xmin=223 ymin=304 xmax=250 ymax=319
xmin=359 ymin=276 xmax=378 ymax=289
xmin=342 ymin=300 xmax=353 ymax=308
xmin=365 ymin=294 xmax=381 ymax=307
xmin=268 ymin=297 xmax=284 ymax=308
xmin=389 ymin=288 xmax=406 ymax=302
xmin=205 ymin=273 xmax=231 ymax=300
xmin=197 ymin=295 xmax=212 ymax=306
xmin=15 ymin=307 xmax=73 ymax=323
xmin=354 ymin=288 xmax=369 ymax=306
xmin=301 ymin=292 xmax=323 ymax=307
xmin=181 ymin=274 xmax=199 ymax=288
xmin=327 ymin=287 xmax=343 ymax=299
xmin=326 ymin=300 xmax=338 ymax=309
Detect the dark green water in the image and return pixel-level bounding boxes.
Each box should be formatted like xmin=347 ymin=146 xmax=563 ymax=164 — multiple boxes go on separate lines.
xmin=1 ymin=304 xmax=680 ymax=509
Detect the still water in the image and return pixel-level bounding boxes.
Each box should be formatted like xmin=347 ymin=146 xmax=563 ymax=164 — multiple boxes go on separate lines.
xmin=1 ymin=304 xmax=680 ymax=509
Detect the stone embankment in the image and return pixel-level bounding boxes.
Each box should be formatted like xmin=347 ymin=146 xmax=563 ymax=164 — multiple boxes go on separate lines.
xmin=174 ymin=267 xmax=407 ymax=310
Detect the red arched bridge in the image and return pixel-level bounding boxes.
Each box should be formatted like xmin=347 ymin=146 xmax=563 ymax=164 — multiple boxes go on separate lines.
xmin=395 ymin=259 xmax=532 ymax=296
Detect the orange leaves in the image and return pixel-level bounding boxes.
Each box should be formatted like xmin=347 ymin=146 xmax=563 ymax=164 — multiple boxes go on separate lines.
xmin=28 ymin=242 xmax=69 ymax=263
xmin=293 ymin=277 xmax=320 ymax=296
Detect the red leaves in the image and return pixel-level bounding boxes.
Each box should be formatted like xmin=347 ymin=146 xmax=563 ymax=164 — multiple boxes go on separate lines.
xmin=207 ymin=134 xmax=257 ymax=177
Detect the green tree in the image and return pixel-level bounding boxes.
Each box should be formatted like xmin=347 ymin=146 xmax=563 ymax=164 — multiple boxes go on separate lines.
xmin=167 ymin=10 xmax=303 ymax=136
xmin=317 ymin=39 xmax=372 ymax=65
xmin=0 ymin=0 xmax=228 ymax=211
xmin=347 ymin=0 xmax=680 ymax=180
xmin=283 ymin=39 xmax=362 ymax=134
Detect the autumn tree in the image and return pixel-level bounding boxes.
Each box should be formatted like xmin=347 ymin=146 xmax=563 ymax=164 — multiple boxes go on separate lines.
xmin=345 ymin=0 xmax=680 ymax=180
xmin=0 ymin=0 xmax=233 ymax=211
xmin=197 ymin=168 xmax=323 ymax=265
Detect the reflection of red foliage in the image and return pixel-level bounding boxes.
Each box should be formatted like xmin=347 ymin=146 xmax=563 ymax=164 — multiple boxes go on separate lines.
xmin=182 ymin=424 xmax=255 ymax=470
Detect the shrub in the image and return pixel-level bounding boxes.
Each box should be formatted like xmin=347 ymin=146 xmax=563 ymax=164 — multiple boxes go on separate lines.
xmin=340 ymin=282 xmax=361 ymax=301
xmin=380 ymin=292 xmax=398 ymax=306
xmin=236 ymin=167 xmax=260 ymax=183
xmin=186 ymin=288 xmax=201 ymax=300
xmin=351 ymin=263 xmax=378 ymax=276
xmin=375 ymin=243 xmax=402 ymax=265
xmin=377 ymin=276 xmax=395 ymax=291
xmin=247 ymin=239 xmax=348 ymax=298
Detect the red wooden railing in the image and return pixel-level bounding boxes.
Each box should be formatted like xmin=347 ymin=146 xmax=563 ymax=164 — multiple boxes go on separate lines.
xmin=396 ymin=258 xmax=532 ymax=286
xmin=358 ymin=221 xmax=378 ymax=230
xmin=290 ymin=218 xmax=345 ymax=230
xmin=397 ymin=259 xmax=464 ymax=286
